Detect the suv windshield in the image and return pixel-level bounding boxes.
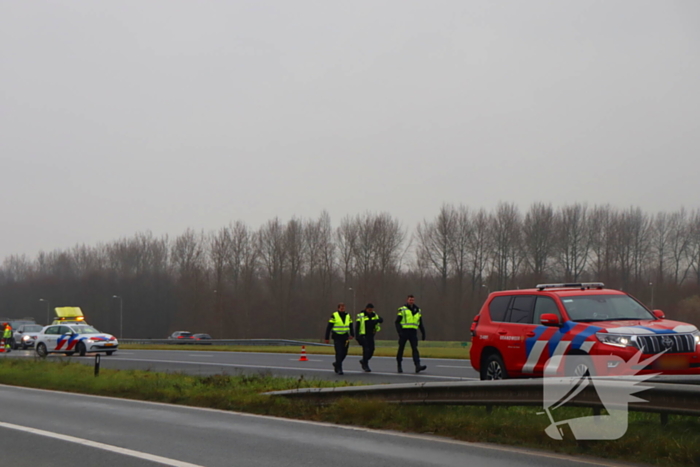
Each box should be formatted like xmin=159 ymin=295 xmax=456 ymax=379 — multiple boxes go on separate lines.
xmin=21 ymin=325 xmax=43 ymax=332
xmin=561 ymin=295 xmax=655 ymax=322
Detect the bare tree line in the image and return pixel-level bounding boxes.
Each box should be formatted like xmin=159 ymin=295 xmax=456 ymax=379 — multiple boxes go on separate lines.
xmin=2 ymin=203 xmax=700 ymax=340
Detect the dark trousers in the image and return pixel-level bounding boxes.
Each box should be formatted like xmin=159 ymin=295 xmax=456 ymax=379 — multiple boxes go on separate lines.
xmin=333 ymin=336 xmax=350 ymax=369
xmin=358 ymin=335 xmax=376 ymax=363
xmin=396 ymin=329 xmax=420 ymax=366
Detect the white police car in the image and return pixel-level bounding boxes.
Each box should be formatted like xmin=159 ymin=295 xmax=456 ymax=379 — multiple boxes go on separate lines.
xmin=35 ymin=324 xmax=118 ymax=357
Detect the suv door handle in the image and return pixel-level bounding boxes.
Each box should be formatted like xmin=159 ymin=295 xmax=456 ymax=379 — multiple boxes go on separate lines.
xmin=498 ymin=330 xmax=507 ymax=335
xmin=526 ymin=332 xmax=536 ymax=337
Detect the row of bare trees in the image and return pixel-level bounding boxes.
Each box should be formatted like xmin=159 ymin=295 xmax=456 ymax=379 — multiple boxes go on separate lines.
xmin=2 ymin=203 xmax=700 ymax=340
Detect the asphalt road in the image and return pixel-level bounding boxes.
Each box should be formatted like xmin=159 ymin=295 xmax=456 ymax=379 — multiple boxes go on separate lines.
xmin=5 ymin=348 xmax=481 ymax=383
xmin=0 ymin=384 xmax=641 ymax=467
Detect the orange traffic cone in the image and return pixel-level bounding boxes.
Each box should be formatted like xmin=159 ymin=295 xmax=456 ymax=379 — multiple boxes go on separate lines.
xmin=299 ymin=345 xmax=308 ymax=361
xmin=0 ymin=341 xmax=5 ymax=353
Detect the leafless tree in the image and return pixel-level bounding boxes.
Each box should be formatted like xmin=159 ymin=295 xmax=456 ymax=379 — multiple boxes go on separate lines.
xmin=491 ymin=202 xmax=523 ymax=289
xmin=667 ymin=208 xmax=692 ymax=285
xmin=466 ymin=208 xmax=492 ymax=293
xmin=687 ymin=209 xmax=700 ymax=287
xmin=589 ymin=205 xmax=614 ymax=283
xmin=336 ymin=215 xmax=358 ymax=288
xmin=416 ymin=204 xmax=456 ymax=291
xmin=554 ymin=203 xmax=590 ymax=282
xmin=522 ymin=202 xmax=556 ymax=281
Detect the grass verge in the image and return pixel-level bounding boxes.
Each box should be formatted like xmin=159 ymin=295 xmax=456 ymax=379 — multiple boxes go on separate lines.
xmin=121 ymin=340 xmax=472 ymax=360
xmin=1 ymin=358 xmax=698 ymax=466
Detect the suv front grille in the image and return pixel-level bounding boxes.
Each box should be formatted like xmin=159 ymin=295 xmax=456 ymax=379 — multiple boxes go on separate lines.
xmin=636 ymin=334 xmax=695 ymax=354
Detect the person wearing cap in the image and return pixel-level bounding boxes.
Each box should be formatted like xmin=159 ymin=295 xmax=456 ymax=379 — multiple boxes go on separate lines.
xmin=324 ymin=303 xmax=354 ymax=375
xmin=395 ymin=294 xmax=427 ymax=373
xmin=355 ymin=303 xmax=383 ymax=372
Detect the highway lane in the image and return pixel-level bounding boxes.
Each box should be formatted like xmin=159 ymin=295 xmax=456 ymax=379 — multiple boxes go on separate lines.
xmin=0 ymin=385 xmax=641 ymax=467
xmin=6 ymin=348 xmax=480 ymax=383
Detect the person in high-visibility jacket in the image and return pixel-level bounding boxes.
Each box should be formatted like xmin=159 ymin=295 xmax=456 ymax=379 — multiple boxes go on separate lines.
xmin=2 ymin=323 xmax=12 ymax=353
xmin=355 ymin=303 xmax=383 ymax=372
xmin=324 ymin=303 xmax=354 ymax=375
xmin=395 ymin=295 xmax=427 ymax=373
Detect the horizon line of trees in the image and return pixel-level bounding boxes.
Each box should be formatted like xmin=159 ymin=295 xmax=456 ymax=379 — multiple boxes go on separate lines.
xmin=2 ymin=202 xmax=700 ymax=340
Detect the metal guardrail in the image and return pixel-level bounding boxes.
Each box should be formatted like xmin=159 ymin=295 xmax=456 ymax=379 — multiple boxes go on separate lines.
xmin=119 ymin=338 xmax=332 ymax=347
xmin=267 ymin=378 xmax=700 ymax=419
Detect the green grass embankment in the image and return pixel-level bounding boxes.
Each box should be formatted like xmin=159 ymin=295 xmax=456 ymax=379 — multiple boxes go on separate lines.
xmin=1 ymin=358 xmax=699 ymax=466
xmin=121 ymin=340 xmax=472 ymax=359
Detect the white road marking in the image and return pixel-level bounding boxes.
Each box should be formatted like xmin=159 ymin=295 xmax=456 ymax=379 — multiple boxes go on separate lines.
xmin=108 ymin=357 xmax=471 ymax=380
xmin=0 ymin=420 xmax=203 ymax=467
xmin=188 ymin=354 xmax=214 ymax=357
xmin=436 ymin=365 xmax=470 ymax=369
xmin=288 ymin=358 xmax=323 ymax=362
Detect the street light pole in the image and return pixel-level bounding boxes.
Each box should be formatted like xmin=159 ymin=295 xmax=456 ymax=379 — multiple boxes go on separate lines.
xmin=112 ymin=295 xmax=123 ymax=339
xmin=39 ymin=298 xmax=50 ymax=325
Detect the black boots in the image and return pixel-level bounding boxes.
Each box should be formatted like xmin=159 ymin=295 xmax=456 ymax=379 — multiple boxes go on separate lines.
xmin=397 ymin=362 xmax=403 ymax=373
xmin=360 ymin=360 xmax=371 ymax=372
xmin=333 ymin=362 xmax=343 ymax=375
xmin=415 ymin=364 xmax=427 ymax=373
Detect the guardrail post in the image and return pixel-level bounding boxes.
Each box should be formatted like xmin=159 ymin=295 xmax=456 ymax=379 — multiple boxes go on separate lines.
xmin=660 ymin=413 xmax=668 ymax=426
xmin=94 ymin=354 xmax=101 ymax=377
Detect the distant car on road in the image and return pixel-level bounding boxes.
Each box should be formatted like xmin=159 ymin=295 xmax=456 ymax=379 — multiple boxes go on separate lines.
xmin=13 ymin=324 xmax=44 ymax=350
xmin=168 ymin=331 xmax=194 ymax=343
xmin=193 ymin=333 xmax=212 ymax=344
xmin=35 ymin=324 xmax=118 ymax=357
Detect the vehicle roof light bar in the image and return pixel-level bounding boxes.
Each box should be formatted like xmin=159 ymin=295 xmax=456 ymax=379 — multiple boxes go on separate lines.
xmin=536 ymin=282 xmax=605 ymax=291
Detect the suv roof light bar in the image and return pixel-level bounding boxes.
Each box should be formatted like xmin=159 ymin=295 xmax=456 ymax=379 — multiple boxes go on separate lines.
xmin=536 ymin=282 xmax=605 ymax=291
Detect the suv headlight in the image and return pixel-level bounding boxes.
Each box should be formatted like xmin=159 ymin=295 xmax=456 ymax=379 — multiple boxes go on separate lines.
xmin=596 ymin=332 xmax=636 ymax=348
xmin=692 ymin=331 xmax=700 ymax=346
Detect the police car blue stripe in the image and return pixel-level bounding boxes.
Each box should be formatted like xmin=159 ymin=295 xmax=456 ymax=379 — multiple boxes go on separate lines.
xmin=525 ymin=326 xmax=549 ymax=357
xmin=547 ymin=321 xmax=577 ymax=358
xmin=569 ymin=325 xmax=603 ymax=350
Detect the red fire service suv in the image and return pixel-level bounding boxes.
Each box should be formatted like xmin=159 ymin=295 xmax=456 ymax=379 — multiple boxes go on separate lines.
xmin=470 ymin=283 xmax=700 ymax=380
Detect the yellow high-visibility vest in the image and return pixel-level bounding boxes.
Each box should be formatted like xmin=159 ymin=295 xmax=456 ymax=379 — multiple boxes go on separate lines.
xmin=356 ymin=312 xmax=381 ymax=335
xmin=329 ymin=312 xmax=351 ymax=334
xmin=398 ymin=306 xmax=421 ymax=330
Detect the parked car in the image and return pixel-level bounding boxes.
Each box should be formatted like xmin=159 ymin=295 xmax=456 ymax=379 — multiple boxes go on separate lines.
xmin=168 ymin=331 xmax=194 ymax=343
xmin=192 ymin=333 xmax=212 ymax=344
xmin=35 ymin=324 xmax=118 ymax=357
xmin=13 ymin=324 xmax=44 ymax=350
xmin=470 ymin=282 xmax=700 ymax=380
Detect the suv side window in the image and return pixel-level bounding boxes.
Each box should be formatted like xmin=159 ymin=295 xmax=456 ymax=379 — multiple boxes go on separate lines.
xmin=58 ymin=326 xmax=72 ymax=335
xmin=489 ymin=296 xmax=511 ymax=322
xmin=533 ymin=296 xmax=561 ymax=324
xmin=45 ymin=326 xmax=60 ymax=335
xmin=507 ymin=296 xmax=535 ymax=323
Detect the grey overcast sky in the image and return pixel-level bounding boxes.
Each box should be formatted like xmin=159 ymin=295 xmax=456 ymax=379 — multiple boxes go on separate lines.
xmin=1 ymin=0 xmax=699 ymax=261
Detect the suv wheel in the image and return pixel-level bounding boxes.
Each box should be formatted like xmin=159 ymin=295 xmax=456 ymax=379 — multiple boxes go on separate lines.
xmin=482 ymin=353 xmax=508 ymax=380
xmin=36 ymin=343 xmax=48 ymax=358
xmin=77 ymin=342 xmax=87 ymax=357
xmin=565 ymin=354 xmax=594 ymax=377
